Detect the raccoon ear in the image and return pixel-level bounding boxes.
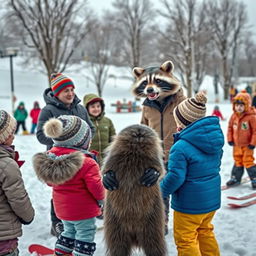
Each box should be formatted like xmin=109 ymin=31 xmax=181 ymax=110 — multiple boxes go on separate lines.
xmin=132 ymin=67 xmax=145 ymax=78
xmin=160 ymin=61 xmax=174 ymax=73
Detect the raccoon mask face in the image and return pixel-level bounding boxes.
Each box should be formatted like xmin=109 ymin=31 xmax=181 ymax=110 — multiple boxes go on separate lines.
xmin=132 ymin=60 xmax=181 ymax=101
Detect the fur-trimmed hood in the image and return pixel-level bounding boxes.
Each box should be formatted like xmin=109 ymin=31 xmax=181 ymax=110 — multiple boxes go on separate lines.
xmin=33 ymin=151 xmax=84 ymax=185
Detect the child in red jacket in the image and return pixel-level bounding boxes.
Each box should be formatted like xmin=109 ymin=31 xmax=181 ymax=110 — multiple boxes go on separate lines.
xmin=33 ymin=115 xmax=104 ymax=256
xmin=212 ymin=105 xmax=225 ymax=121
xmin=29 ymin=101 xmax=41 ymax=134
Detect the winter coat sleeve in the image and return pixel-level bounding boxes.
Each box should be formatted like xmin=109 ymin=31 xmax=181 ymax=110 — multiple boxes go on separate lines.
xmin=84 ymin=160 xmax=105 ymax=201
xmin=227 ymin=115 xmax=234 ymax=143
xmin=160 ymin=146 xmax=187 ymax=198
xmin=1 ymin=161 xmax=35 ymax=223
xmin=36 ymin=108 xmax=54 ymax=148
xmin=140 ymin=107 xmax=148 ymax=125
xmin=249 ymin=114 xmax=256 ymax=145
xmin=108 ymin=119 xmax=116 ymax=142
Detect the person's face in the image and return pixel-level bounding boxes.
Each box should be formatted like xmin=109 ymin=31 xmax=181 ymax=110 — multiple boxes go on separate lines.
xmin=57 ymin=87 xmax=75 ymax=105
xmin=88 ymin=102 xmax=102 ymax=117
xmin=4 ymin=133 xmax=15 ymax=146
xmin=235 ymin=103 xmax=245 ymax=113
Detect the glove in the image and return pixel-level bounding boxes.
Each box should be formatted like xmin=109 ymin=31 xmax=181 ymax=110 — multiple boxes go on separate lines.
xmin=140 ymin=168 xmax=160 ymax=187
xmin=19 ymin=217 xmax=33 ymax=225
xmin=102 ymin=170 xmax=118 ymax=191
xmin=248 ymin=144 xmax=255 ymax=150
xmin=228 ymin=141 xmax=234 ymax=146
xmin=97 ymin=200 xmax=104 ymax=208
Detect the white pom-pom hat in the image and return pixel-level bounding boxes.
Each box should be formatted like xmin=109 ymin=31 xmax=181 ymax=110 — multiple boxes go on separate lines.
xmin=173 ymin=91 xmax=207 ymax=129
xmin=43 ymin=115 xmax=91 ymax=149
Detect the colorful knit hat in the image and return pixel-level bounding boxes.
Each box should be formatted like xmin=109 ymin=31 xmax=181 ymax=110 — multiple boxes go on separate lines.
xmin=0 ymin=110 xmax=17 ymax=144
xmin=43 ymin=115 xmax=91 ymax=150
xmin=50 ymin=73 xmax=75 ymax=97
xmin=173 ymin=91 xmax=207 ymax=129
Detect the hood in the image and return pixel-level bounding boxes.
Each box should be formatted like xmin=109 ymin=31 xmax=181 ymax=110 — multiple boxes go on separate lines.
xmin=43 ymin=88 xmax=81 ymax=109
xmin=33 ymin=151 xmax=84 ymax=185
xmin=232 ymin=90 xmax=251 ymax=112
xmin=174 ymin=116 xmax=224 ymax=154
xmin=83 ymin=93 xmax=105 ymax=117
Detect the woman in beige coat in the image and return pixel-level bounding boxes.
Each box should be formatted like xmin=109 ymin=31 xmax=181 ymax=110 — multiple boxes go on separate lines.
xmin=0 ymin=110 xmax=34 ymax=256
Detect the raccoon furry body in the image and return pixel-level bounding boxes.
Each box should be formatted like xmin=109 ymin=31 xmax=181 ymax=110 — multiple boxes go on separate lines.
xmin=102 ymin=124 xmax=167 ymax=256
xmin=132 ymin=60 xmax=186 ymax=162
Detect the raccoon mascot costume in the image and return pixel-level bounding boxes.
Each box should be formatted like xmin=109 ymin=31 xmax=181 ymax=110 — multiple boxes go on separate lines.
xmin=131 ymin=60 xmax=186 ymax=234
xmin=102 ymin=124 xmax=167 ymax=256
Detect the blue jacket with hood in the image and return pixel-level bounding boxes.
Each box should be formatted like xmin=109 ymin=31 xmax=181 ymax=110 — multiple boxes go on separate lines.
xmin=160 ymin=116 xmax=224 ymax=214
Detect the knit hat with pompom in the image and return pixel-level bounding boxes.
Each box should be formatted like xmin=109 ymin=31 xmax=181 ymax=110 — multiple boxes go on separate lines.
xmin=173 ymin=91 xmax=207 ymax=129
xmin=43 ymin=115 xmax=91 ymax=150
xmin=0 ymin=110 xmax=17 ymax=144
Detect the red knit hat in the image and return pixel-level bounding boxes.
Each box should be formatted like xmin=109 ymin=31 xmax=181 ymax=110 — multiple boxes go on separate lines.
xmin=50 ymin=73 xmax=75 ymax=96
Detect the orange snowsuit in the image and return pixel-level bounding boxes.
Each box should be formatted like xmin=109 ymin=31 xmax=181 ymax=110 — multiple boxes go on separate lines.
xmin=227 ymin=91 xmax=256 ymax=168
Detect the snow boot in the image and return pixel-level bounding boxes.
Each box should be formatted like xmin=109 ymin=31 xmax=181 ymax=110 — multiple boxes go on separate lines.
xmin=51 ymin=221 xmax=64 ymax=237
xmin=226 ymin=165 xmax=244 ymax=186
xmin=73 ymin=241 xmax=96 ymax=256
xmin=246 ymin=165 xmax=256 ymax=189
xmin=54 ymin=235 xmax=74 ymax=255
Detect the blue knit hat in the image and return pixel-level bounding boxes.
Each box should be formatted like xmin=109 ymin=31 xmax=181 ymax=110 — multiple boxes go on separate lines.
xmin=43 ymin=115 xmax=91 ymax=150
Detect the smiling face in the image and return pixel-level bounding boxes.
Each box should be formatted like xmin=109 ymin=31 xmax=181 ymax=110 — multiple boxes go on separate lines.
xmin=88 ymin=101 xmax=102 ymax=117
xmin=131 ymin=61 xmax=181 ymax=101
xmin=56 ymin=86 xmax=75 ymax=106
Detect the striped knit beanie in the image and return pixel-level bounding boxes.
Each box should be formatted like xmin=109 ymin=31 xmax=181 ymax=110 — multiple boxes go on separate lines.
xmin=173 ymin=91 xmax=207 ymax=129
xmin=43 ymin=115 xmax=91 ymax=150
xmin=0 ymin=110 xmax=17 ymax=144
xmin=50 ymin=73 xmax=75 ymax=97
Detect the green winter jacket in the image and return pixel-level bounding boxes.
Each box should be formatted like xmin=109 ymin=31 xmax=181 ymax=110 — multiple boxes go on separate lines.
xmin=14 ymin=102 xmax=28 ymax=122
xmin=83 ymin=94 xmax=116 ymax=163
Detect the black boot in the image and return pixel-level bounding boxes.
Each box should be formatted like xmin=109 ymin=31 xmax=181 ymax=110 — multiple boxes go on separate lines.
xmin=226 ymin=165 xmax=244 ymax=186
xmin=246 ymin=165 xmax=256 ymax=189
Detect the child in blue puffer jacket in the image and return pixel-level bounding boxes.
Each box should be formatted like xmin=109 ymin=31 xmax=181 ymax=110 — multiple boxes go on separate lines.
xmin=160 ymin=92 xmax=224 ymax=256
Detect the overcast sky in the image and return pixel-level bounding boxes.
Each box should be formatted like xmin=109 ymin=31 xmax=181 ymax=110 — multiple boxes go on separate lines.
xmin=88 ymin=0 xmax=256 ymax=37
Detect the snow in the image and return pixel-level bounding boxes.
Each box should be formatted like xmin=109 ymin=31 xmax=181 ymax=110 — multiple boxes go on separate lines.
xmin=1 ymin=58 xmax=256 ymax=255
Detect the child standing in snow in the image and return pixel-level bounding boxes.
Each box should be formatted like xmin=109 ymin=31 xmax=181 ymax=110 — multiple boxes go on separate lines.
xmin=212 ymin=105 xmax=225 ymax=120
xmin=33 ymin=115 xmax=104 ymax=256
xmin=83 ymin=94 xmax=116 ymax=164
xmin=29 ymin=101 xmax=41 ymax=134
xmin=160 ymin=92 xmax=223 ymax=256
xmin=226 ymin=90 xmax=256 ymax=189
xmin=0 ymin=110 xmax=34 ymax=256
xmin=14 ymin=102 xmax=29 ymax=135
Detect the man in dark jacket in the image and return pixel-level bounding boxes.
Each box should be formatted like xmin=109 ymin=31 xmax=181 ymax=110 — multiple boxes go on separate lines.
xmin=36 ymin=73 xmax=95 ymax=237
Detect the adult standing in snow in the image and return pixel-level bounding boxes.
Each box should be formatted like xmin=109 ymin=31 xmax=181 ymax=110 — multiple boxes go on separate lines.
xmin=0 ymin=110 xmax=35 ymax=255
xmin=161 ymin=92 xmax=224 ymax=256
xmin=36 ymin=73 xmax=95 ymax=237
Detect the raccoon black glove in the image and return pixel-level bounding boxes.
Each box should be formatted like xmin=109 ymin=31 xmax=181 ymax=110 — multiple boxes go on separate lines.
xmin=248 ymin=144 xmax=255 ymax=150
xmin=228 ymin=141 xmax=234 ymax=146
xmin=103 ymin=170 xmax=119 ymax=191
xmin=140 ymin=168 xmax=160 ymax=187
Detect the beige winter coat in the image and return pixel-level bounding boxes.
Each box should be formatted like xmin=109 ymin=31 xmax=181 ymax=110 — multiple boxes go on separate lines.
xmin=0 ymin=146 xmax=34 ymax=240
xmin=141 ymin=89 xmax=186 ymax=163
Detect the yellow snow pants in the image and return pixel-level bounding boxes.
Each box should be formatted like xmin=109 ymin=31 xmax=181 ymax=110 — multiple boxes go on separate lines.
xmin=173 ymin=210 xmax=220 ymax=256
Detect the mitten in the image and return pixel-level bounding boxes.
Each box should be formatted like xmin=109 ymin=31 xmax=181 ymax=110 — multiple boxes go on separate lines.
xmin=228 ymin=141 xmax=234 ymax=146
xmin=140 ymin=168 xmax=160 ymax=187
xmin=97 ymin=200 xmax=104 ymax=208
xmin=19 ymin=217 xmax=33 ymax=225
xmin=248 ymin=144 xmax=255 ymax=150
xmin=102 ymin=170 xmax=118 ymax=191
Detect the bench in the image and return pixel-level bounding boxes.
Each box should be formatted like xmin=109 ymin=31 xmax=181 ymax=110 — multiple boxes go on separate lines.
xmin=111 ymin=100 xmax=141 ymax=113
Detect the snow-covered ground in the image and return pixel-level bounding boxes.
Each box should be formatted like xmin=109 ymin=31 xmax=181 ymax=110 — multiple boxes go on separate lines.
xmin=1 ymin=58 xmax=256 ymax=255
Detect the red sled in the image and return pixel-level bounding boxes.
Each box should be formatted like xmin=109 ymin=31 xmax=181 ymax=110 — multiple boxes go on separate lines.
xmin=28 ymin=244 xmax=54 ymax=255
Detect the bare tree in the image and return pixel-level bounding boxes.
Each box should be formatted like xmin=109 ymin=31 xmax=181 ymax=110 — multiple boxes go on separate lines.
xmin=111 ymin=0 xmax=155 ymax=68
xmin=8 ymin=0 xmax=95 ymax=84
xmin=84 ymin=19 xmax=113 ymax=97
xmin=243 ymin=33 xmax=256 ymax=77
xmin=206 ymin=0 xmax=248 ymax=99
xmin=159 ymin=0 xmax=210 ymax=97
